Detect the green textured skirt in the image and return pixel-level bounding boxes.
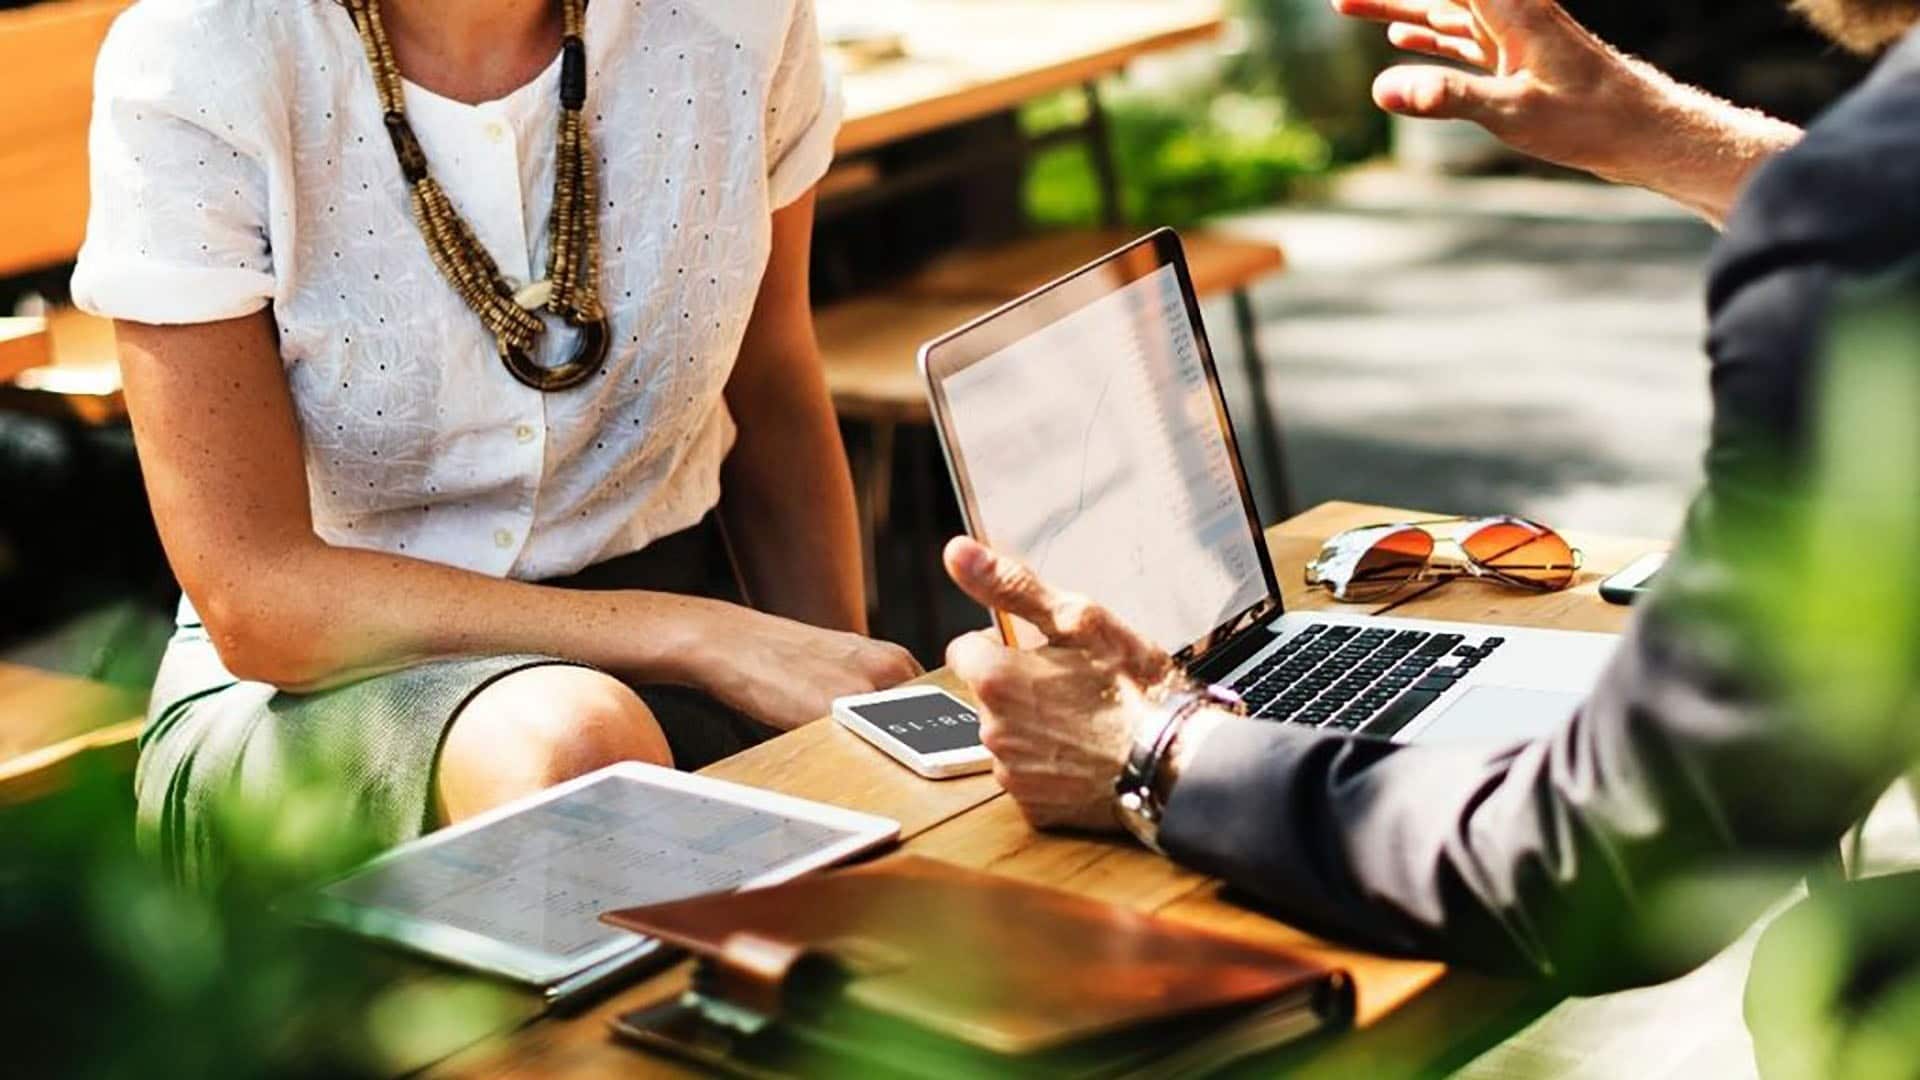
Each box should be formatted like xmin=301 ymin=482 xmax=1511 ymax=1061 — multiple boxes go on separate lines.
xmin=135 ymin=515 xmax=773 ymax=882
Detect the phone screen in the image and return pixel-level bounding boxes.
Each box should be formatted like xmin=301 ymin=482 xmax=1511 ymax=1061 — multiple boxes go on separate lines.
xmin=848 ymin=693 xmax=983 ymax=755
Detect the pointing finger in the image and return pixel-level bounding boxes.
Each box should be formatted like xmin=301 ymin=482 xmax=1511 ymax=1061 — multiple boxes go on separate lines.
xmin=944 ymin=537 xmax=1079 ymax=643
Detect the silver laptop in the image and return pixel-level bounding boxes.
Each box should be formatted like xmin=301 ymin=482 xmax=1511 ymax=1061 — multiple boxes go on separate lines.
xmin=918 ymin=229 xmax=1617 ymax=745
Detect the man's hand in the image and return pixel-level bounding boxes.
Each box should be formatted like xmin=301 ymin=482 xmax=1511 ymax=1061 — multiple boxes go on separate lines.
xmin=1338 ymin=0 xmax=1630 ymax=173
xmin=942 ymin=537 xmax=1174 ymax=832
xmin=1334 ymin=0 xmax=1802 ymax=224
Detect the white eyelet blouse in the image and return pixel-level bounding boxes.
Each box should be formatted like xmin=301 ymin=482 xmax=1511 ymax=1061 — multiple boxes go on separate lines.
xmin=72 ymin=0 xmax=840 ymax=585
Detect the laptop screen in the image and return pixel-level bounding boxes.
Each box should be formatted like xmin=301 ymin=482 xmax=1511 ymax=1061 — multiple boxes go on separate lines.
xmin=934 ymin=255 xmax=1271 ymax=654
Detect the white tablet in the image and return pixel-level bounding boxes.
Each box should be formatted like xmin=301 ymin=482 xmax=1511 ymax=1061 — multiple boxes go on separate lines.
xmin=304 ymin=762 xmax=899 ymax=988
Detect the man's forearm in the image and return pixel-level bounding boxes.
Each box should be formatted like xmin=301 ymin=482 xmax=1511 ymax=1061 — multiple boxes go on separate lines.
xmin=1604 ymin=58 xmax=1803 ymax=227
xmin=1156 ymin=557 xmax=1907 ymax=993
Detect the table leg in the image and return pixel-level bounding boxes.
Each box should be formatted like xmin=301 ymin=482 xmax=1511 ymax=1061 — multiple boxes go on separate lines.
xmin=852 ymin=419 xmax=897 ymax=621
xmin=1232 ymin=287 xmax=1295 ymax=519
xmin=907 ymin=425 xmax=946 ymax=660
xmin=1082 ymin=81 xmax=1125 ymax=229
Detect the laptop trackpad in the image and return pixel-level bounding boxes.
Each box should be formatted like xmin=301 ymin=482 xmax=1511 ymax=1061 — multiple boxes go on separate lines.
xmin=1415 ymin=686 xmax=1581 ymax=745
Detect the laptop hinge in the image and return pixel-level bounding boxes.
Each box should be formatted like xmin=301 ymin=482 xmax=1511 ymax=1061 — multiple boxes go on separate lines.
xmin=1188 ymin=603 xmax=1286 ymax=684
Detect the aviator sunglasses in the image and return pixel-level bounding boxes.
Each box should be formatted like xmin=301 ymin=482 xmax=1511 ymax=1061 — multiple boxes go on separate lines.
xmin=1305 ymin=516 xmax=1583 ymax=603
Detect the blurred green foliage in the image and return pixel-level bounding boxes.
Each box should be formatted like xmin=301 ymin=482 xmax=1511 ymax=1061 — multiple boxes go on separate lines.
xmin=1023 ymin=89 xmax=1330 ymax=229
xmin=1019 ymin=0 xmax=1393 ymax=230
xmin=0 ymin=756 xmax=523 ymax=1078
xmin=1730 ymin=275 xmax=1920 ymax=1080
xmin=1231 ymin=0 xmax=1394 ymax=160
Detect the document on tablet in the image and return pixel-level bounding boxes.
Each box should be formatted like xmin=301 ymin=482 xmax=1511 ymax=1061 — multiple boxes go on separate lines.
xmin=306 ymin=762 xmax=899 ymax=988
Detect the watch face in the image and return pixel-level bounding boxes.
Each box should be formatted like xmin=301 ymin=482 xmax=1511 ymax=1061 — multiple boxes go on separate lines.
xmin=849 ymin=693 xmax=982 ymax=755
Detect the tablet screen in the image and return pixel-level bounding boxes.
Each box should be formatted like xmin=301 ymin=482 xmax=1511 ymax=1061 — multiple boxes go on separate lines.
xmin=313 ymin=766 xmax=895 ymax=982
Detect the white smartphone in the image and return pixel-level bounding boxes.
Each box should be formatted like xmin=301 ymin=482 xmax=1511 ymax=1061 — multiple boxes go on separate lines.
xmin=1600 ymin=551 xmax=1668 ymax=606
xmin=832 ymin=686 xmax=993 ymax=779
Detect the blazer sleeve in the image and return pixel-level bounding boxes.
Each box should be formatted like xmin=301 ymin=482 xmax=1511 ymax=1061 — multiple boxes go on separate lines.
xmin=1160 ymin=40 xmax=1920 ymax=996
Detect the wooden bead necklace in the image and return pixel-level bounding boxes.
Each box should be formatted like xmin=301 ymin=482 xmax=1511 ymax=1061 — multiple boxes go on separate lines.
xmin=345 ymin=0 xmax=607 ymax=392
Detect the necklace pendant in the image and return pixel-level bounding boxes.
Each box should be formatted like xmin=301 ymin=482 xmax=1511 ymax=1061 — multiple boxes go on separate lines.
xmin=513 ymin=280 xmax=556 ymax=311
xmin=500 ymin=314 xmax=609 ymax=393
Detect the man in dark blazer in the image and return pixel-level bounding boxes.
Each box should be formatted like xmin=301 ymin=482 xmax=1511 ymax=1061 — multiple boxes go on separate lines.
xmin=940 ymin=0 xmax=1920 ymax=1008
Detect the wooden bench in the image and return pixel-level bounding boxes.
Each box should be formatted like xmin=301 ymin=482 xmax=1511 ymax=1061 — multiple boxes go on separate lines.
xmin=0 ymin=661 xmax=143 ymax=807
xmin=0 ymin=309 xmax=124 ymax=424
xmin=904 ymin=225 xmax=1287 ymax=300
xmin=898 ymin=225 xmax=1293 ymax=513
xmin=0 ymin=315 xmax=50 ymax=382
xmin=816 ymin=296 xmax=988 ymax=426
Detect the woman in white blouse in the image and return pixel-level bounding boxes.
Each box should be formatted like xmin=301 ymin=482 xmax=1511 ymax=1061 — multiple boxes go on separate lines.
xmin=73 ymin=0 xmax=919 ymax=876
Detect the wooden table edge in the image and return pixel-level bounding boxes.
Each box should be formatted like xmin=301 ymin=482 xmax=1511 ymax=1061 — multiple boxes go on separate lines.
xmin=833 ymin=16 xmax=1224 ymax=156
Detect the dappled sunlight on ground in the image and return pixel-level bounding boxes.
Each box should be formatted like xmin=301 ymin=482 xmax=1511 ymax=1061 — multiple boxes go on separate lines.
xmin=1216 ymin=174 xmax=1716 ymax=540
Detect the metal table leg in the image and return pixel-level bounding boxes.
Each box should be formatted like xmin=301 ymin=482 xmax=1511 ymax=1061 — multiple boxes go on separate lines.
xmin=1231 ymin=288 xmax=1294 ymax=519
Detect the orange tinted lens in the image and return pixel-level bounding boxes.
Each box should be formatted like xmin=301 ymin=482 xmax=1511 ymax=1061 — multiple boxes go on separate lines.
xmin=1342 ymin=528 xmax=1435 ymax=601
xmin=1461 ymin=520 xmax=1577 ymax=590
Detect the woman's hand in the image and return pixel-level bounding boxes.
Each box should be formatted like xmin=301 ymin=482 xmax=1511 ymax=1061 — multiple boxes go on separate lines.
xmin=1334 ymin=0 xmax=1801 ymax=224
xmin=696 ymin=607 xmax=923 ymax=732
xmin=941 ymin=537 xmax=1174 ymax=833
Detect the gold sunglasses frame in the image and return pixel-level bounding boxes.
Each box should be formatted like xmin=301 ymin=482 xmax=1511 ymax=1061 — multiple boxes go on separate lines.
xmin=1304 ymin=516 xmax=1585 ymax=603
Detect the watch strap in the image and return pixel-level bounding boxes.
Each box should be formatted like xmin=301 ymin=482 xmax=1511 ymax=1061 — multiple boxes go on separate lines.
xmin=1115 ymin=684 xmax=1241 ymax=852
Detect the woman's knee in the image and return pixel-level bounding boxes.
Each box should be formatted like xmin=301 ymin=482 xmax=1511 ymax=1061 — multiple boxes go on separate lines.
xmin=436 ymin=665 xmax=672 ymax=821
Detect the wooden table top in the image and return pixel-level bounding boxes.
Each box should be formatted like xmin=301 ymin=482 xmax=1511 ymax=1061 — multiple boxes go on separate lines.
xmin=430 ymin=501 xmax=1668 ymax=1078
xmin=0 ymin=0 xmax=1222 ymax=278
xmin=830 ymin=0 xmax=1224 ymax=155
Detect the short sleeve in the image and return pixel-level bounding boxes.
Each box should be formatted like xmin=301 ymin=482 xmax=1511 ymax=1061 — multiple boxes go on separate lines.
xmin=70 ymin=12 xmax=277 ymax=325
xmin=764 ymin=0 xmax=844 ymax=209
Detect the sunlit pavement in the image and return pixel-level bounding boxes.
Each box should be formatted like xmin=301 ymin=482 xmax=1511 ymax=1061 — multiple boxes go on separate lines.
xmin=1214 ymin=170 xmax=1716 ymax=540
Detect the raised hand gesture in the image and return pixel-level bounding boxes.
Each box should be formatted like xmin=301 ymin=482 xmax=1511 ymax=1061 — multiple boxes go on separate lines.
xmin=1333 ymin=0 xmax=1802 ymax=223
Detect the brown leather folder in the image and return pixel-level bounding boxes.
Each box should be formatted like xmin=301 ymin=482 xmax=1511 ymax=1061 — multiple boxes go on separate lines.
xmin=602 ymin=855 xmax=1351 ymax=1078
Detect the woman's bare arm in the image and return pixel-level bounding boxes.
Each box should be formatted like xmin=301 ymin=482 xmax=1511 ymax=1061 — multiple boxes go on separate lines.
xmin=117 ymin=311 xmax=914 ymax=726
xmin=720 ymin=189 xmax=873 ymax=636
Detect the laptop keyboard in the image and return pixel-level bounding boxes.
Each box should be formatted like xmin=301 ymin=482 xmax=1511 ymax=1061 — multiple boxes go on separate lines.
xmin=1226 ymin=625 xmax=1507 ymax=736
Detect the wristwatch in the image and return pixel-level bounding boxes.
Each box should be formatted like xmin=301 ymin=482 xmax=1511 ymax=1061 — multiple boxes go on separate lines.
xmin=1114 ymin=683 xmax=1243 ymax=853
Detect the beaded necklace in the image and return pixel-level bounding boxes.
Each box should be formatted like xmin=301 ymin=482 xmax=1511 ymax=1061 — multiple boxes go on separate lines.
xmin=345 ymin=0 xmax=607 ymax=392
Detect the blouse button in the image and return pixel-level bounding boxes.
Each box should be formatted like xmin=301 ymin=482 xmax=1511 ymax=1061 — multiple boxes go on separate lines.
xmin=493 ymin=528 xmax=515 ymax=550
xmin=483 ymin=120 xmax=509 ymax=144
xmin=514 ymin=423 xmax=536 ymax=444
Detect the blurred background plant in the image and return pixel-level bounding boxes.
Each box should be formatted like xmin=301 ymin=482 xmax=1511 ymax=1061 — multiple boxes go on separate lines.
xmin=0 ymin=753 xmax=526 ymax=1077
xmin=1023 ymin=84 xmax=1333 ymax=229
xmin=1018 ymin=0 xmax=1867 ymax=232
xmin=1022 ymin=0 xmax=1374 ymax=230
xmin=1747 ymin=282 xmax=1920 ymax=1078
